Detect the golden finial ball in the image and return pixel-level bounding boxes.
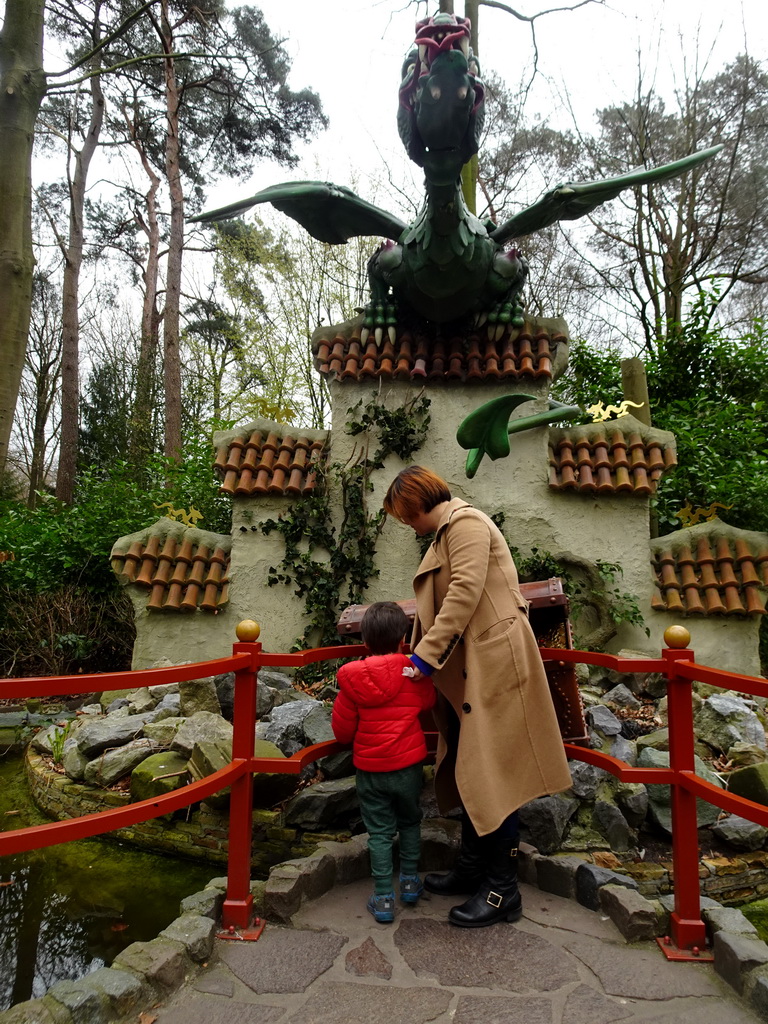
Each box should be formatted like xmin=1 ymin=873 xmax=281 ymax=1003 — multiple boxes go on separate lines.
xmin=664 ymin=625 xmax=691 ymax=649
xmin=236 ymin=619 xmax=261 ymax=642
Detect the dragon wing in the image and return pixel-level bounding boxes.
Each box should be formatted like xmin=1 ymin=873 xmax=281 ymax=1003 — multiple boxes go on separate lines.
xmin=490 ymin=144 xmax=724 ymax=245
xmin=189 ymin=180 xmax=408 ymax=245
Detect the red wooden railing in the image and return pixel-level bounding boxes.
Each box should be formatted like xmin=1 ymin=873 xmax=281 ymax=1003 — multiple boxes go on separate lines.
xmin=1 ymin=622 xmax=767 ymax=960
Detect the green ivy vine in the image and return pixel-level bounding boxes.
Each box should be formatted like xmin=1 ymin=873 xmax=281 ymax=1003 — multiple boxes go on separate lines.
xmin=491 ymin=512 xmax=648 ymax=650
xmin=262 ymin=391 xmax=431 ymax=654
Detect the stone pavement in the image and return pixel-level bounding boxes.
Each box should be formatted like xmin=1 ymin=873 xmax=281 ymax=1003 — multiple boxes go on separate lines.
xmin=149 ymin=878 xmax=764 ymax=1024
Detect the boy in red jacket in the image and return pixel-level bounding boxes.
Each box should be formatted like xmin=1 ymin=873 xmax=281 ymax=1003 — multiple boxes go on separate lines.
xmin=332 ymin=601 xmax=436 ymax=923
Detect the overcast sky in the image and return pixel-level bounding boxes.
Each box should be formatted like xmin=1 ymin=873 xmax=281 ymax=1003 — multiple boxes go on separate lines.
xmin=216 ymin=0 xmax=766 ymax=208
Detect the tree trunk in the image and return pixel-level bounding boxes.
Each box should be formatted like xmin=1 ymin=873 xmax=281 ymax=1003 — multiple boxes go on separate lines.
xmin=55 ymin=51 xmax=105 ymax=503
xmin=126 ymin=105 xmax=162 ymax=478
xmin=0 ymin=0 xmax=46 ymax=477
xmin=161 ymin=0 xmax=183 ymax=462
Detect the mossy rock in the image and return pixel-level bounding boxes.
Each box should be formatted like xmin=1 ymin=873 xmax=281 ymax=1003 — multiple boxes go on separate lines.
xmin=740 ymin=897 xmax=768 ymax=942
xmin=727 ymin=763 xmax=768 ymax=806
xmin=130 ymin=751 xmax=189 ymax=802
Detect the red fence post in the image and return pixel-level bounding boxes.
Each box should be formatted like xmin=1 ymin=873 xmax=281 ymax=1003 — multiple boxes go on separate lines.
xmin=663 ymin=625 xmax=707 ymax=951
xmin=221 ymin=621 xmax=262 ymax=931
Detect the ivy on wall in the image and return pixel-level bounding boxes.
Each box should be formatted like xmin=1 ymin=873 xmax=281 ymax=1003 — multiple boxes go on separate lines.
xmin=262 ymin=391 xmax=431 ymax=651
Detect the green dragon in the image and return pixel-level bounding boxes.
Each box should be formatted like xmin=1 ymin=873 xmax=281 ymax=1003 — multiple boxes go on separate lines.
xmin=192 ymin=12 xmax=721 ymax=341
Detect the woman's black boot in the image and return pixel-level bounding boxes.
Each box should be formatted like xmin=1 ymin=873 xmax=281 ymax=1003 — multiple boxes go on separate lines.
xmin=424 ymin=813 xmax=484 ymax=896
xmin=448 ymin=839 xmax=522 ymax=927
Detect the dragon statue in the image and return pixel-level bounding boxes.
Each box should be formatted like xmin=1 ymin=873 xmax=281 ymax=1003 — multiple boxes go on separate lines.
xmin=192 ymin=12 xmax=721 ymax=341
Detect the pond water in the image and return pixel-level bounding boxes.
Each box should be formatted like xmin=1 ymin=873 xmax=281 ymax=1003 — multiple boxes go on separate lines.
xmin=0 ymin=754 xmax=219 ymax=1011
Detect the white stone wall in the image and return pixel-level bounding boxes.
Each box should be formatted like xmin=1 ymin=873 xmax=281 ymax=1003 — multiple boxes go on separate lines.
xmin=127 ymin=337 xmax=766 ymax=678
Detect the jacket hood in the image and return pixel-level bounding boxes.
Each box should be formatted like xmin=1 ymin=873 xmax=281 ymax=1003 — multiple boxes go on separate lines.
xmin=338 ymin=653 xmax=412 ymax=708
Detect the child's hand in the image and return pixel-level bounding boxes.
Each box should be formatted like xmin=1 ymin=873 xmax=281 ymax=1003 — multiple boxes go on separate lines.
xmin=402 ymin=664 xmax=424 ymax=680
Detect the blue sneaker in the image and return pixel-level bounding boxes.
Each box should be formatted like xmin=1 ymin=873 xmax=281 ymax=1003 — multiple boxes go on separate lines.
xmin=399 ymin=873 xmax=424 ymax=904
xmin=367 ymin=891 xmax=395 ymax=923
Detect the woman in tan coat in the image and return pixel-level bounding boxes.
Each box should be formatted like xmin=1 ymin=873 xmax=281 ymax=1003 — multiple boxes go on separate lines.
xmin=384 ymin=465 xmax=572 ymax=927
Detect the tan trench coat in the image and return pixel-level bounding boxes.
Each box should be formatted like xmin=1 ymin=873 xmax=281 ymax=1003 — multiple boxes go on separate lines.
xmin=411 ymin=498 xmax=572 ymax=835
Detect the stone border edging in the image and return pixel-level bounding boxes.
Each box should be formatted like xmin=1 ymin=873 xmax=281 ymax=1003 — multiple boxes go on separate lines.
xmin=4 ymin=823 xmax=768 ymax=1023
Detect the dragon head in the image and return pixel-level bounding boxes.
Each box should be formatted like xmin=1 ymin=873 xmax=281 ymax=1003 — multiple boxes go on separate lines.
xmin=397 ymin=13 xmax=485 ymax=186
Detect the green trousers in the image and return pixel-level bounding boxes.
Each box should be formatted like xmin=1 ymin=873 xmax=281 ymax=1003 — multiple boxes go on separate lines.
xmin=356 ymin=763 xmax=424 ymax=894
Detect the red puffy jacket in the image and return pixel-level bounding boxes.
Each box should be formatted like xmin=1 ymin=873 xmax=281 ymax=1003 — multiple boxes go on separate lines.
xmin=332 ymin=652 xmax=436 ymax=772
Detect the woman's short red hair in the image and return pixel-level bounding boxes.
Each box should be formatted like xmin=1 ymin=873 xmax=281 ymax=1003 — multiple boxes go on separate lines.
xmin=384 ymin=465 xmax=451 ymax=521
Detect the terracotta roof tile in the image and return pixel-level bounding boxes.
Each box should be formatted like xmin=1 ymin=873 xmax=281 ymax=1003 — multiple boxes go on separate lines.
xmin=312 ymin=318 xmax=568 ymax=384
xmin=111 ymin=519 xmax=231 ymax=613
xmin=650 ymin=522 xmax=768 ymax=617
xmin=213 ymin=419 xmax=329 ymax=498
xmin=549 ymin=416 xmax=677 ymax=497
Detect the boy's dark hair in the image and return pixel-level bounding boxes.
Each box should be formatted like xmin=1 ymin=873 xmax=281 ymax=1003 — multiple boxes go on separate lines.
xmin=361 ymin=601 xmax=410 ymax=656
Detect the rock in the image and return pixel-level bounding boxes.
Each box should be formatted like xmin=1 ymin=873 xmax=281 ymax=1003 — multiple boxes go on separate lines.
xmin=179 ymin=887 xmax=224 ymax=919
xmin=728 ymin=741 xmax=768 ymax=767
xmin=300 ymin=704 xmax=349 ymax=776
xmin=714 ymin=930 xmax=768 ymax=994
xmin=319 ymin=750 xmax=355 ymax=779
xmin=112 ymin=937 xmax=192 ymax=995
xmin=258 ymin=669 xmax=293 ymax=691
xmin=741 ymin=900 xmax=768 ymax=943
xmin=178 ymin=676 xmax=221 ymax=717
xmin=602 ymin=663 xmax=648 ymax=695
xmin=705 ymin=905 xmax=759 ymax=937
xmin=187 ymin=738 xmax=296 ymax=809
xmin=76 ymin=966 xmax=152 ymax=1020
xmin=187 ymin=739 xmax=233 ymax=809
xmin=592 ymin=801 xmax=634 ymax=851
xmin=728 ymin=763 xmax=768 ymax=807
xmin=142 ymin=717 xmax=185 ymax=747
xmin=575 ymin=862 xmax=638 ymax=910
xmin=284 ymin=777 xmax=359 ymax=829
xmin=602 ymin=684 xmax=641 ymax=709
xmin=127 ymin=687 xmax=157 ymax=714
xmin=98 ymin=688 xmax=134 ymax=710
xmin=84 ymin=738 xmax=160 ymax=787
xmin=74 ymin=716 xmax=147 ymax=758
xmin=641 ymin=673 xmax=667 ymax=699
xmin=44 ymin=978 xmax=107 ymax=1024
xmin=150 ymin=693 xmax=182 ymax=719
xmin=105 ymin=698 xmax=130 ymax=713
xmin=636 ymin=728 xmax=669 ymax=753
xmin=586 ymin=705 xmax=622 ymax=737
xmin=712 ymin=814 xmax=768 ymax=851
xmin=148 ymin=683 xmax=179 ymax=702
xmin=614 ymin=782 xmax=648 ymax=828
xmin=261 ymin=700 xmax=319 ymax=756
xmin=130 ymin=750 xmax=189 ymax=802
xmin=574 ymin=662 xmax=590 ymax=685
xmin=315 ymin=833 xmax=371 ymax=885
xmin=639 ymin=747 xmax=723 ymax=832
xmin=171 ymin=711 xmax=232 ymax=758
xmin=213 ymin=672 xmax=235 ymax=720
xmin=598 ymin=884 xmax=658 ymax=941
xmin=518 ymin=794 xmax=579 ymax=855
xmin=535 ymin=855 xmax=584 ymax=899
xmin=274 ymin=689 xmax=314 ymax=706
xmin=159 ymin=913 xmax=216 ymax=963
xmin=31 ymin=723 xmax=62 ymax=756
xmin=62 ymin=736 xmax=89 ymax=780
xmin=0 ymin=998 xmax=62 ymax=1023
xmin=608 ymin=735 xmax=636 ymax=766
xmin=568 ymin=761 xmax=609 ymax=800
xmin=694 ymin=693 xmax=767 ymax=754
xmin=302 ymin=704 xmax=335 ymax=745
xmin=264 ymin=852 xmax=337 ymax=922
xmin=345 ymin=936 xmax=393 ymax=979
xmin=257 ymin=682 xmax=280 ymax=720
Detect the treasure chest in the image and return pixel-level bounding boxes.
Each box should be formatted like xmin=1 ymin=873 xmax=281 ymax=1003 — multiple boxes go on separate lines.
xmin=336 ymin=577 xmax=588 ymax=747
